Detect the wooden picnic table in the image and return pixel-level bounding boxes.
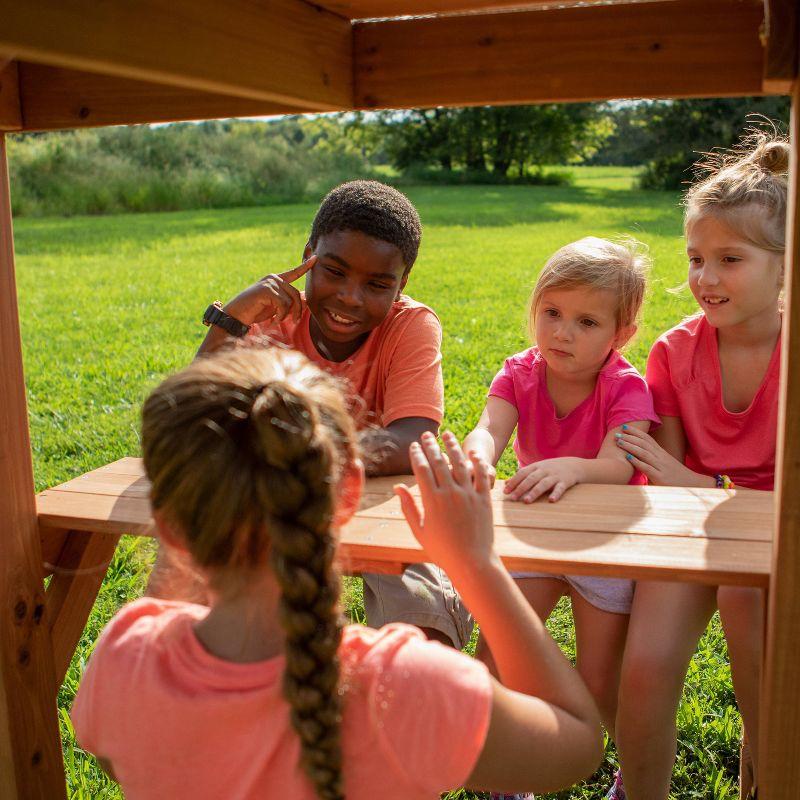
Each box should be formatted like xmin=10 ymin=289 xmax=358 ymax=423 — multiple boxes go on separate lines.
xmin=37 ymin=457 xmax=773 ymax=588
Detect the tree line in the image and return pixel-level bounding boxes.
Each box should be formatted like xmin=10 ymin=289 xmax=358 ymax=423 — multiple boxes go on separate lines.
xmin=8 ymin=97 xmax=789 ymax=217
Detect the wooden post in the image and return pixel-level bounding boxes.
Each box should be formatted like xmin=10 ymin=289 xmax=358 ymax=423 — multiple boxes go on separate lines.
xmin=759 ymin=77 xmax=800 ymax=799
xmin=0 ymin=135 xmax=66 ymax=798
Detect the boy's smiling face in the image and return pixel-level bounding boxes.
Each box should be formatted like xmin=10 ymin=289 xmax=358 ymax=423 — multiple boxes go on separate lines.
xmin=303 ymin=229 xmax=409 ymax=360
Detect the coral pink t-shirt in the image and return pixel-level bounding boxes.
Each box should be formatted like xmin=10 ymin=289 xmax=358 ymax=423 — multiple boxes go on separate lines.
xmin=71 ymin=598 xmax=491 ymax=800
xmin=249 ymin=295 xmax=444 ymax=429
xmin=646 ymin=314 xmax=780 ymax=490
xmin=489 ymin=348 xmax=659 ymax=484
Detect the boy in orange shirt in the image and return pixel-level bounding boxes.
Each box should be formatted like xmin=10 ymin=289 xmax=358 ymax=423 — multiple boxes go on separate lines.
xmin=196 ymin=180 xmax=472 ymax=648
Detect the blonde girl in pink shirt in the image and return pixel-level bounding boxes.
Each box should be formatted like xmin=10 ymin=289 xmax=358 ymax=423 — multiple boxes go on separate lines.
xmin=71 ymin=345 xmax=602 ymax=800
xmin=613 ymin=132 xmax=788 ymax=800
xmin=463 ymin=238 xmax=660 ymax=799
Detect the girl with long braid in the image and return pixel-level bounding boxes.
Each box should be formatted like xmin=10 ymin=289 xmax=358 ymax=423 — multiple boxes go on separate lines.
xmin=72 ymin=346 xmax=602 ymax=799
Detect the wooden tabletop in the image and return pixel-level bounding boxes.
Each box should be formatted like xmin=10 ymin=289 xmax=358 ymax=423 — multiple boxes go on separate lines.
xmin=36 ymin=457 xmax=774 ymax=587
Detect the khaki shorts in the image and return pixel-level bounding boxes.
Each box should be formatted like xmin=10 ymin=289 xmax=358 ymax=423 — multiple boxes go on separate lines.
xmin=362 ymin=563 xmax=474 ymax=649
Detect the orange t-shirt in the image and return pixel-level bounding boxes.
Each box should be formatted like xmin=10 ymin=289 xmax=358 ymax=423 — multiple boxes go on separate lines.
xmin=71 ymin=598 xmax=492 ymax=800
xmin=249 ymin=295 xmax=444 ymax=428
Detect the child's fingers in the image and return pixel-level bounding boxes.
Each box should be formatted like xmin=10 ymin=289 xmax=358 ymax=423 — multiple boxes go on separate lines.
xmin=469 ymin=452 xmax=491 ymax=496
xmin=278 ymin=254 xmax=317 ymax=283
xmin=507 ymin=471 xmax=541 ymax=501
xmin=420 ymin=432 xmax=451 ymax=489
xmin=284 ymin=282 xmax=304 ymax=323
xmin=394 ymin=484 xmax=422 ymax=532
xmin=442 ymin=431 xmax=471 ymax=486
xmin=616 ymin=437 xmax=653 ymax=464
xmin=408 ymin=441 xmax=436 ymax=503
xmin=618 ymin=424 xmax=650 ymax=442
xmin=548 ymin=481 xmax=569 ymax=502
xmin=522 ymin=475 xmax=557 ymax=504
xmin=623 ymin=451 xmax=654 ymax=477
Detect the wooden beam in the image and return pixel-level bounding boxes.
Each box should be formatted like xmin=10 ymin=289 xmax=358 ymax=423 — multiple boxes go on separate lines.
xmin=354 ymin=0 xmax=767 ymax=109
xmin=762 ymin=0 xmax=798 ymax=94
xmin=317 ymin=0 xmax=676 ymax=22
xmin=46 ymin=530 xmax=120 ymax=687
xmin=18 ymin=64 xmax=305 ymax=132
xmin=0 ymin=60 xmax=21 ymax=131
xmin=759 ymin=77 xmax=800 ymax=800
xmin=0 ymin=136 xmax=65 ymax=797
xmin=0 ymin=0 xmax=353 ymax=112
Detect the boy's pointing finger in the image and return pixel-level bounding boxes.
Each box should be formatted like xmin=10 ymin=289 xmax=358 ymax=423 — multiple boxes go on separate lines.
xmin=279 ymin=255 xmax=317 ymax=283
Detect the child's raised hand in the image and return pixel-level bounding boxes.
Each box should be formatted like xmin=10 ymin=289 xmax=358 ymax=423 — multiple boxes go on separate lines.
xmin=614 ymin=425 xmax=696 ymax=486
xmin=394 ymin=431 xmax=495 ymax=574
xmin=225 ymin=255 xmax=317 ymax=326
xmin=504 ymin=457 xmax=582 ymax=503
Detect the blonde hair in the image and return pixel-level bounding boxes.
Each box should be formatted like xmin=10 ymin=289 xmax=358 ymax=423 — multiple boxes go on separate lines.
xmin=684 ymin=128 xmax=789 ymax=255
xmin=530 ymin=236 xmax=650 ymax=333
xmin=142 ymin=346 xmax=357 ymax=800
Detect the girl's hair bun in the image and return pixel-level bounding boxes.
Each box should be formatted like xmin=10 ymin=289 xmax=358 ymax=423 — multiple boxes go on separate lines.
xmin=748 ymin=135 xmax=790 ymax=176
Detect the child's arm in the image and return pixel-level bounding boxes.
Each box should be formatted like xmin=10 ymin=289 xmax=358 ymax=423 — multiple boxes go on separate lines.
xmin=395 ymin=433 xmax=602 ymax=793
xmin=360 ymin=417 xmax=439 ymax=476
xmin=197 ymin=257 xmax=316 ymax=356
xmin=462 ymin=396 xmax=519 ymax=484
xmin=505 ymin=420 xmax=651 ymax=503
xmin=616 ymin=416 xmax=717 ymax=488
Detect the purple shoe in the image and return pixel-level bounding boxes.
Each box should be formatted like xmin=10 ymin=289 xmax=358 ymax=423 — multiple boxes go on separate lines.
xmin=605 ymin=769 xmax=626 ymax=800
xmin=490 ymin=794 xmax=535 ymax=800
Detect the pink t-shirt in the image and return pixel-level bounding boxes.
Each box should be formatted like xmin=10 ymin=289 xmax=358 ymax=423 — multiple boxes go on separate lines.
xmin=489 ymin=347 xmax=659 ymax=484
xmin=71 ymin=598 xmax=491 ymax=800
xmin=249 ymin=295 xmax=444 ymax=429
xmin=646 ymin=313 xmax=780 ymax=490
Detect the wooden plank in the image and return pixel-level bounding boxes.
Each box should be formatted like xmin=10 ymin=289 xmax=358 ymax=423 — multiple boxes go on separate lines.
xmin=46 ymin=531 xmax=120 ymax=687
xmin=37 ymin=478 xmax=772 ymax=585
xmin=17 ymin=64 xmax=309 ymax=132
xmin=340 ymin=516 xmax=771 ymax=586
xmin=44 ymin=464 xmax=773 ymax=542
xmin=759 ymin=78 xmax=800 ymax=800
xmin=0 ymin=60 xmax=21 ymax=131
xmin=762 ymin=0 xmax=798 ymax=94
xmin=0 ymin=135 xmax=65 ymax=798
xmin=1 ymin=0 xmax=353 ymax=112
xmin=317 ymin=0 xmax=676 ymax=21
xmin=354 ymin=0 xmax=766 ymax=109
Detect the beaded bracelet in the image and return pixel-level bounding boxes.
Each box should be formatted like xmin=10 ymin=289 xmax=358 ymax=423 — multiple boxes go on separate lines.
xmin=715 ymin=474 xmax=735 ymax=489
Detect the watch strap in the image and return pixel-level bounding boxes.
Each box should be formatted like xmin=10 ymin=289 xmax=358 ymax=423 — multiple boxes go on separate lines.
xmin=203 ymin=302 xmax=250 ymax=338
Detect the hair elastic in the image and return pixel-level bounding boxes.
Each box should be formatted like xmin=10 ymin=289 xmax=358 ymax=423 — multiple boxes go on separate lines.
xmin=715 ymin=474 xmax=735 ymax=489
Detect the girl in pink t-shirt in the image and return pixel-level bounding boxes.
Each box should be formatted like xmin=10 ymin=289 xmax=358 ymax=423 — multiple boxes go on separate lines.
xmin=613 ymin=132 xmax=788 ymax=800
xmin=71 ymin=345 xmax=603 ymax=800
xmin=463 ymin=237 xmax=659 ymax=790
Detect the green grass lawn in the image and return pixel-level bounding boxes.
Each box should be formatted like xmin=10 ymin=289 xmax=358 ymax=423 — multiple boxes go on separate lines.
xmin=15 ymin=167 xmax=740 ymax=799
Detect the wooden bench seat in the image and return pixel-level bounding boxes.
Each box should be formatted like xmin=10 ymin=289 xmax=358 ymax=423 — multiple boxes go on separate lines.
xmin=38 ymin=457 xmax=774 ymax=588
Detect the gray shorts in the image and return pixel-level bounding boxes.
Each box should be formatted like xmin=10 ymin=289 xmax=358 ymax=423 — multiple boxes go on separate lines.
xmin=511 ymin=571 xmax=634 ymax=614
xmin=362 ymin=563 xmax=474 ymax=649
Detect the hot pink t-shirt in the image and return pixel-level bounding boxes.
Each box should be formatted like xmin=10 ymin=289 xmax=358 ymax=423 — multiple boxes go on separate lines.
xmin=71 ymin=598 xmax=491 ymax=800
xmin=489 ymin=348 xmax=659 ymax=484
xmin=646 ymin=314 xmax=780 ymax=490
xmin=249 ymin=295 xmax=444 ymax=429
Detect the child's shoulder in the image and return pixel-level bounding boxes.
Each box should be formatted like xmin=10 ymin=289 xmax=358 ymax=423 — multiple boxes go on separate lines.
xmin=652 ymin=312 xmax=708 ymax=351
xmin=599 ymin=351 xmax=648 ymax=392
xmin=502 ymin=346 xmax=542 ymax=372
xmin=93 ymin=597 xmax=205 ymax=660
xmin=388 ymin=294 xmax=440 ymax=326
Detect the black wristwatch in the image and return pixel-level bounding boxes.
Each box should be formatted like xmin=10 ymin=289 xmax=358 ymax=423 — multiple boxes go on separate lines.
xmin=202 ymin=301 xmax=250 ymax=338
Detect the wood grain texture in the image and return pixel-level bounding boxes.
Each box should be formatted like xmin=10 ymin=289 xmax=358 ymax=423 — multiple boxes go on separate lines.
xmin=316 ymin=0 xmax=676 ymax=21
xmin=354 ymin=0 xmax=766 ymax=109
xmin=1 ymin=0 xmax=353 ymax=111
xmin=0 ymin=136 xmax=65 ymax=799
xmin=759 ymin=78 xmax=800 ymax=800
xmin=0 ymin=60 xmax=21 ymax=131
xmin=18 ymin=64 xmax=306 ymax=132
xmin=46 ymin=531 xmax=120 ymax=686
xmin=762 ymin=0 xmax=798 ymax=93
xmin=37 ymin=458 xmax=773 ymax=586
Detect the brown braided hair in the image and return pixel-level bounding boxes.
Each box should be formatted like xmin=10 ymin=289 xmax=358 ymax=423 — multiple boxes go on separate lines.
xmin=141 ymin=346 xmax=357 ymax=800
